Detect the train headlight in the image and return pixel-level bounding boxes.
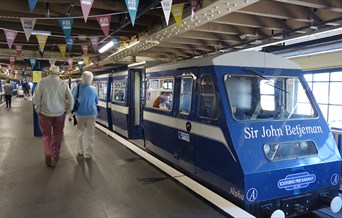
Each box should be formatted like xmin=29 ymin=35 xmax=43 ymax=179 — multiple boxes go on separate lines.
xmin=263 ymin=144 xmax=271 ymax=155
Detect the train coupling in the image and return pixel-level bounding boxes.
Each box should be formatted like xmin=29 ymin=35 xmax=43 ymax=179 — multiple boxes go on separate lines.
xmin=262 ymin=207 xmax=285 ymax=218
xmin=320 ymin=194 xmax=342 ymax=213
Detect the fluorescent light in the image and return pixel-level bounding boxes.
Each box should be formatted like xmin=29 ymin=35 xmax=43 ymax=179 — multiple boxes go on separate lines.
xmin=31 ymin=30 xmax=51 ymax=36
xmin=99 ymin=41 xmax=114 ymax=53
xmin=78 ymin=61 xmax=84 ymax=64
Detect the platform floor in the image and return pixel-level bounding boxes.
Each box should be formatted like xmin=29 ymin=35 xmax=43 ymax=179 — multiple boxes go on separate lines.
xmin=0 ymin=97 xmax=225 ymax=218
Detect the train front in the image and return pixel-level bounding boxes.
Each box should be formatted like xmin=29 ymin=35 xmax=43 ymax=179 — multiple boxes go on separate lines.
xmin=223 ymin=68 xmax=342 ymax=217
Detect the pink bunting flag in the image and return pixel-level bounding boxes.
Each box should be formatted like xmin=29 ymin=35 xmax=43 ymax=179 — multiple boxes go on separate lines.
xmin=15 ymin=45 xmax=23 ymax=57
xmin=67 ymin=58 xmax=73 ymax=69
xmin=80 ymin=0 xmax=94 ymax=23
xmin=89 ymin=36 xmax=99 ymax=52
xmin=9 ymin=56 xmax=16 ymax=66
xmin=96 ymin=15 xmax=111 ymax=37
xmin=190 ymin=0 xmax=198 ymax=20
xmin=81 ymin=44 xmax=89 ymax=55
xmin=4 ymin=29 xmax=18 ymax=49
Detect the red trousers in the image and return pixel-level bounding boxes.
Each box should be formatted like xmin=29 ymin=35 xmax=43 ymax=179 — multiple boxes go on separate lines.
xmin=38 ymin=113 xmax=66 ymax=160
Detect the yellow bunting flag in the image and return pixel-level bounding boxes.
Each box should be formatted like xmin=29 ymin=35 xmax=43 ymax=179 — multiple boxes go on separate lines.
xmin=82 ymin=55 xmax=89 ymax=66
xmin=58 ymin=44 xmax=67 ymax=58
xmin=32 ymin=71 xmax=42 ymax=83
xmin=171 ymin=4 xmax=184 ymax=27
xmin=36 ymin=34 xmax=48 ymax=51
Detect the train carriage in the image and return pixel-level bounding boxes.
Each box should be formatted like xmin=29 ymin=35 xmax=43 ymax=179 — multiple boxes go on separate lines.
xmin=142 ymin=51 xmax=342 ymax=217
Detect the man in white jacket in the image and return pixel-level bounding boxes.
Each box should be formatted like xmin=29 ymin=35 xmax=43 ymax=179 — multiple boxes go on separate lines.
xmin=32 ymin=65 xmax=74 ymax=167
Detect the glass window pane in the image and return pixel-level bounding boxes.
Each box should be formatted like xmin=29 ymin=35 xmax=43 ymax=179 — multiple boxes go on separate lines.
xmin=112 ymin=80 xmax=126 ymax=103
xmin=145 ymin=78 xmax=174 ymax=110
xmin=179 ymin=77 xmax=193 ymax=114
xmin=328 ymin=105 xmax=342 ymax=123
xmin=313 ymin=73 xmax=329 ymax=81
xmin=329 ymin=82 xmax=342 ymax=104
xmin=330 ymin=72 xmax=342 ymax=81
xmin=304 ymin=74 xmax=313 ymax=82
xmin=199 ymin=74 xmax=219 ymax=119
xmin=98 ymin=82 xmax=107 ymax=100
xmin=318 ymin=104 xmax=328 ymax=122
xmin=312 ymin=82 xmax=329 ymax=104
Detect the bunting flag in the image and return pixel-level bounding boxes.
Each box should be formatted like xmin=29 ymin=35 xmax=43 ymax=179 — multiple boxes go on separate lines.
xmin=36 ymin=34 xmax=48 ymax=51
xmin=38 ymin=50 xmax=44 ymax=58
xmin=65 ymin=37 xmax=74 ymax=52
xmin=49 ymin=58 xmax=56 ymax=66
xmin=20 ymin=18 xmax=36 ymax=41
xmin=21 ymin=67 xmax=26 ymax=76
xmin=67 ymin=58 xmax=73 ymax=69
xmin=58 ymin=44 xmax=67 ymax=58
xmin=9 ymin=56 xmax=16 ymax=66
xmin=78 ymin=62 xmax=84 ymax=72
xmin=4 ymin=29 xmax=18 ymax=49
xmin=161 ymin=0 xmax=173 ymax=26
xmin=190 ymin=0 xmax=198 ymax=20
xmin=89 ymin=36 xmax=99 ymax=52
xmin=29 ymin=58 xmax=36 ymax=69
xmin=81 ymin=44 xmax=89 ymax=55
xmin=96 ymin=15 xmax=111 ymax=37
xmin=80 ymin=0 xmax=94 ymax=23
xmin=112 ymin=37 xmax=119 ymax=49
xmin=171 ymin=4 xmax=184 ymax=27
xmin=125 ymin=0 xmax=139 ymax=26
xmin=58 ymin=18 xmax=74 ymax=38
xmin=15 ymin=45 xmax=23 ymax=57
xmin=82 ymin=55 xmax=89 ymax=66
xmin=28 ymin=0 xmax=38 ymax=13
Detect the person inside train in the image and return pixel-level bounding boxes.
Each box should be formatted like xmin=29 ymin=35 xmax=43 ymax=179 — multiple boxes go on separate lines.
xmin=4 ymin=80 xmax=13 ymax=108
xmin=153 ymin=92 xmax=172 ymax=109
xmin=72 ymin=71 xmax=98 ymax=159
xmin=32 ymin=65 xmax=74 ymax=168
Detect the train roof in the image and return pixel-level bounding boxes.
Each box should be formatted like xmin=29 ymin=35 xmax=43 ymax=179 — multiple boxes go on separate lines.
xmin=146 ymin=51 xmax=301 ymax=73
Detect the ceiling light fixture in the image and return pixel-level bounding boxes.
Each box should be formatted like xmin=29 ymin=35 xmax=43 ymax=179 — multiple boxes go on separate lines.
xmin=99 ymin=41 xmax=114 ymax=53
xmin=31 ymin=30 xmax=51 ymax=36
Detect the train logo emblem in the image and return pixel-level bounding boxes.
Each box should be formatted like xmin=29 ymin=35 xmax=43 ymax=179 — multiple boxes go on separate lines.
xmin=278 ymin=172 xmax=316 ymax=191
xmin=246 ymin=188 xmax=258 ymax=202
xmin=331 ymin=174 xmax=339 ymax=186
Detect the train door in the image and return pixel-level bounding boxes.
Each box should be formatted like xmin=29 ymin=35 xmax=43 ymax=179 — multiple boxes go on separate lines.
xmin=128 ymin=66 xmax=144 ymax=139
xmin=173 ymin=68 xmax=198 ymax=174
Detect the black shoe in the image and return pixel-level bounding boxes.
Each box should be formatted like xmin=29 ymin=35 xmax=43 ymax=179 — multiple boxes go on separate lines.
xmin=45 ymin=155 xmax=51 ymax=167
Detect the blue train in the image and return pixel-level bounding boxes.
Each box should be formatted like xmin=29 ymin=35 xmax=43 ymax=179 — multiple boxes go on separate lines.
xmin=83 ymin=51 xmax=342 ymax=217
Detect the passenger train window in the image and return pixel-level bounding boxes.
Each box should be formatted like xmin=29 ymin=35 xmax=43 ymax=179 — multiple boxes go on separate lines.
xmin=145 ymin=77 xmax=174 ymax=110
xmin=112 ymin=80 xmax=126 ymax=103
xmin=98 ymin=81 xmax=107 ymax=100
xmin=179 ymin=77 xmax=193 ymax=114
xmin=224 ymin=75 xmax=317 ymax=121
xmin=199 ymin=75 xmax=219 ymax=119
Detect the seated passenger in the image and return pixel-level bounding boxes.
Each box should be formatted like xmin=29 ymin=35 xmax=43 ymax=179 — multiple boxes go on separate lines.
xmin=153 ymin=92 xmax=172 ymax=109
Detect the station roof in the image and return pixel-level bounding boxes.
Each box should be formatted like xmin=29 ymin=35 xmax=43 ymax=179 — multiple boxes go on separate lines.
xmin=0 ymin=0 xmax=340 ymax=76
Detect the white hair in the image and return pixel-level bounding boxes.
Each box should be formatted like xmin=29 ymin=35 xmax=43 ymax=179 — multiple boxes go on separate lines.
xmin=81 ymin=71 xmax=93 ymax=85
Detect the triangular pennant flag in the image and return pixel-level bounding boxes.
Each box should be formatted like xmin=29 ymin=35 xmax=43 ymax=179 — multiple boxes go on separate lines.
xmin=80 ymin=0 xmax=94 ymax=23
xmin=112 ymin=37 xmax=119 ymax=49
xmin=161 ymin=0 xmax=173 ymax=26
xmin=89 ymin=36 xmax=99 ymax=52
xmin=82 ymin=55 xmax=89 ymax=66
xmin=81 ymin=44 xmax=89 ymax=55
xmin=96 ymin=15 xmax=111 ymax=37
xmin=58 ymin=18 xmax=74 ymax=38
xmin=4 ymin=29 xmax=18 ymax=49
xmin=39 ymin=50 xmax=44 ymax=58
xmin=29 ymin=58 xmax=36 ymax=69
xmin=125 ymin=0 xmax=139 ymax=26
xmin=15 ymin=45 xmax=23 ymax=57
xmin=36 ymin=34 xmax=48 ymax=52
xmin=67 ymin=58 xmax=73 ymax=70
xmin=28 ymin=0 xmax=38 ymax=13
xmin=171 ymin=4 xmax=184 ymax=27
xmin=58 ymin=44 xmax=67 ymax=58
xmin=190 ymin=0 xmax=198 ymax=20
xmin=65 ymin=37 xmax=74 ymax=52
xmin=49 ymin=58 xmax=56 ymax=66
xmin=93 ymin=60 xmax=100 ymax=68
xmin=9 ymin=56 xmax=16 ymax=66
xmin=20 ymin=18 xmax=36 ymax=42
xmin=78 ymin=62 xmax=84 ymax=72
